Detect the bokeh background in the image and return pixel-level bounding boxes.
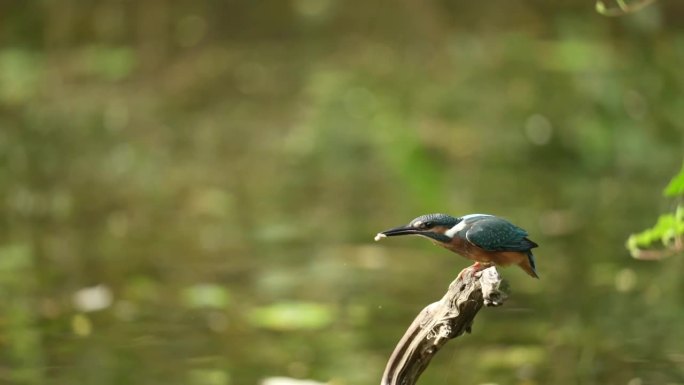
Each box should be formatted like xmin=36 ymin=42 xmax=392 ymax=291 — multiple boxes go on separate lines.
xmin=1 ymin=1 xmax=683 ymax=384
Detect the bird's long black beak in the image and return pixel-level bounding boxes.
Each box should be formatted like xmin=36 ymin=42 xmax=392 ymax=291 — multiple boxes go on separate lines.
xmin=374 ymin=225 xmax=419 ymax=241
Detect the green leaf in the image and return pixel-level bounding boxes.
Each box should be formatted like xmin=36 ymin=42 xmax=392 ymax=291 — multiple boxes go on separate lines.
xmin=626 ymin=210 xmax=684 ymax=257
xmin=664 ymin=164 xmax=684 ymax=197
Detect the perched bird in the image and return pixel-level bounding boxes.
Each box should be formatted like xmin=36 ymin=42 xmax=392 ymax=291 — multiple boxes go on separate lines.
xmin=374 ymin=213 xmax=539 ymax=278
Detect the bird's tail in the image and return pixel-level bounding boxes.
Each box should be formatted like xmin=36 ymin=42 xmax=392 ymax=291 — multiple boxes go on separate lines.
xmin=518 ymin=251 xmax=539 ymax=279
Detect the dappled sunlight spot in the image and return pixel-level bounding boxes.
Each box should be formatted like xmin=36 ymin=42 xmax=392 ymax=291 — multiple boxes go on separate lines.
xmin=524 ymin=114 xmax=553 ymax=146
xmin=176 ymin=15 xmax=207 ymax=48
xmin=248 ymin=301 xmax=334 ymax=331
xmin=72 ymin=284 xmax=113 ymax=312
xmin=182 ymin=284 xmax=231 ymax=309
xmin=187 ymin=369 xmax=230 ymax=385
xmin=71 ymin=314 xmax=92 ymax=337
xmin=614 ymin=268 xmax=637 ymax=293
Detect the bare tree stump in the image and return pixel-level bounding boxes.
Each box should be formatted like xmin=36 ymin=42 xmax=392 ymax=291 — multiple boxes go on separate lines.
xmin=381 ymin=265 xmax=505 ymax=385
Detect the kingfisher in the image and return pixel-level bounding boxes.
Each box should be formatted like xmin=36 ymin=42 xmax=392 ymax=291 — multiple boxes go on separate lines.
xmin=374 ymin=213 xmax=539 ymax=278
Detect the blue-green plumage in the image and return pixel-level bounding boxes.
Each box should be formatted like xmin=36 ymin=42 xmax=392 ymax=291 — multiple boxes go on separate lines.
xmin=458 ymin=215 xmax=537 ymax=252
xmin=376 ymin=213 xmax=540 ymax=278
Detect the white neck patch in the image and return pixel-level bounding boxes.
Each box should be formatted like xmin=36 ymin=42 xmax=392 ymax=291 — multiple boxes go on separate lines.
xmin=445 ymin=221 xmax=467 ymax=238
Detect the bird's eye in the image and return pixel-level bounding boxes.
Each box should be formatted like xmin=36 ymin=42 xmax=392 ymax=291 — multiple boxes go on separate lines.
xmin=413 ymin=221 xmax=433 ymax=230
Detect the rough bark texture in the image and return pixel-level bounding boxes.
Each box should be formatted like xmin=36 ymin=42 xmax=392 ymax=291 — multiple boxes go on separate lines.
xmin=381 ymin=266 xmax=505 ymax=385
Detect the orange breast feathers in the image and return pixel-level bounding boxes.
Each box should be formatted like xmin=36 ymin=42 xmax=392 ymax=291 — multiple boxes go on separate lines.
xmin=441 ymin=238 xmax=522 ymax=263
xmin=437 ymin=237 xmax=537 ymax=277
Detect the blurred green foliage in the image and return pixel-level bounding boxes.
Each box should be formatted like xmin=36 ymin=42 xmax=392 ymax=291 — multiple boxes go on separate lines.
xmin=627 ymin=166 xmax=684 ymax=259
xmin=0 ymin=1 xmax=683 ymax=385
xmin=665 ymin=165 xmax=684 ymax=197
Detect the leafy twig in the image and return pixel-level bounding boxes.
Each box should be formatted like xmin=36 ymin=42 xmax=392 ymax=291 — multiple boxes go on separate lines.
xmin=596 ymin=0 xmax=657 ymax=17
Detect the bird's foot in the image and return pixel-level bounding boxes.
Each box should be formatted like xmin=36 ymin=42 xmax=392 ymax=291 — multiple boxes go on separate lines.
xmin=457 ymin=264 xmax=478 ymax=280
xmin=471 ymin=262 xmax=494 ymax=278
xmin=456 ymin=262 xmax=493 ymax=281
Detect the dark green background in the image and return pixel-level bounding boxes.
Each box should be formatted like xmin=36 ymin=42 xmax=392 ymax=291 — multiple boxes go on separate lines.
xmin=0 ymin=1 xmax=683 ymax=384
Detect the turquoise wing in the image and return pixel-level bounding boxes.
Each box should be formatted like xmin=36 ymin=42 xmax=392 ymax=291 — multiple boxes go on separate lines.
xmin=464 ymin=216 xmax=537 ymax=251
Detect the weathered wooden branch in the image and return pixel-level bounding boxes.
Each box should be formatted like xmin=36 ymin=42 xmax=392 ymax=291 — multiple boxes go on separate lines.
xmin=381 ymin=266 xmax=506 ymax=385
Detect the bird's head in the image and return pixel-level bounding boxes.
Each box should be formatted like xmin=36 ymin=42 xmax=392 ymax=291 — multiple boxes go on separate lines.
xmin=374 ymin=213 xmax=461 ymax=244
